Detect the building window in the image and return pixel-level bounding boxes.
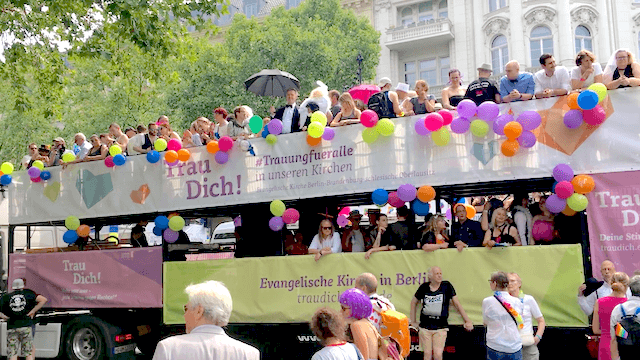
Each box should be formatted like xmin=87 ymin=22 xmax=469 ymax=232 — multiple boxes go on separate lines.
xmin=404 ymin=62 xmax=417 ymax=85
xmin=438 ymin=0 xmax=448 ymax=18
xmin=491 ymin=35 xmax=509 ymax=73
xmin=439 ymin=57 xmax=450 ymax=84
xmin=418 ymin=1 xmax=433 ymax=22
xmin=489 ymin=0 xmax=506 ymax=12
xmin=420 ymin=59 xmax=437 ymax=86
xmin=398 ymin=0 xmax=448 ymax=27
xmin=530 ymin=26 xmax=553 ymax=64
xmin=401 ymin=7 xmax=414 ymax=26
xmin=404 ymin=57 xmax=450 ymax=87
xmin=244 ymin=2 xmax=258 ymax=17
xmin=574 ymin=25 xmax=592 ymax=53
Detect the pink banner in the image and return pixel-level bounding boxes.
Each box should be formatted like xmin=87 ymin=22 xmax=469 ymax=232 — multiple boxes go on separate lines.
xmin=9 ymin=247 xmax=163 ymax=308
xmin=587 ymin=171 xmax=640 ymax=277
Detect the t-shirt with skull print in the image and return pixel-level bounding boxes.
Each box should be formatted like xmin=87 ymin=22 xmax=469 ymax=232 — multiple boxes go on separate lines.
xmin=1 ymin=289 xmax=38 ymax=329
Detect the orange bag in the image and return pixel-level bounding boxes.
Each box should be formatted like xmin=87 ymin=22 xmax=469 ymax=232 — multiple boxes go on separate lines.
xmin=379 ymin=309 xmax=410 ymax=358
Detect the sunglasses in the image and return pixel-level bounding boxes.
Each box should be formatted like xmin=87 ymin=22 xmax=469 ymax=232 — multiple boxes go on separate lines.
xmin=322 ymin=226 xmax=332 ymax=230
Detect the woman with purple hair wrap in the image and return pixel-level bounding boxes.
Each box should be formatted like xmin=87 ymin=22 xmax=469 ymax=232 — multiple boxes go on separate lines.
xmin=340 ymin=288 xmax=378 ymax=359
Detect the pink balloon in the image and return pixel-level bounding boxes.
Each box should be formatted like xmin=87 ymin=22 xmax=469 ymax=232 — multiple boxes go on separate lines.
xmin=338 ymin=207 xmax=351 ymax=216
xmin=438 ymin=110 xmax=454 ymax=125
xmin=583 ymin=105 xmax=606 ymax=125
xmin=555 ymin=181 xmax=574 ymax=199
xmin=31 ymin=176 xmax=41 ymax=183
xmin=388 ymin=191 xmax=405 ymax=208
xmin=424 ymin=113 xmax=444 ymax=131
xmin=218 ymin=136 xmax=233 ymax=152
xmin=282 ymin=208 xmax=300 ymax=224
xmin=167 ymin=138 xmax=182 ymax=151
xmin=360 ymin=110 xmax=379 ymax=128
xmin=532 ymin=221 xmax=553 ymax=242
xmin=104 ymin=156 xmax=115 ymax=168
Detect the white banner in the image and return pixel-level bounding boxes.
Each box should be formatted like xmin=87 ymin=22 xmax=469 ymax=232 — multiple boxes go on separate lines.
xmin=9 ymin=88 xmax=640 ymax=224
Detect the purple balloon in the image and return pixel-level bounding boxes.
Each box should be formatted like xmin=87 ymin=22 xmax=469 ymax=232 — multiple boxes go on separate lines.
xmin=477 ymin=101 xmax=499 ymax=121
xmin=337 ymin=215 xmax=349 ymax=227
xmin=267 ymin=119 xmax=283 ymax=135
xmin=553 ymin=163 xmax=574 ymax=183
xmin=27 ymin=167 xmax=41 ymax=178
xmin=215 ymin=151 xmax=229 ymax=164
xmin=493 ymin=114 xmax=514 ymax=135
xmin=546 ymin=194 xmax=567 ymax=214
xmin=163 ymin=229 xmax=179 ymax=243
xmin=397 ymin=184 xmax=417 ymax=202
xmin=517 ymin=130 xmax=537 ymax=148
xmin=414 ymin=119 xmax=430 ymax=136
xmin=269 ymin=216 xmax=284 ymax=231
xmin=450 ymin=118 xmax=471 ymax=134
xmin=517 ymin=111 xmax=542 ymax=131
xmin=456 ymin=99 xmax=477 ymax=119
xmin=167 ymin=160 xmax=179 ymax=167
xmin=322 ymin=127 xmax=336 ymax=141
xmin=563 ymin=110 xmax=583 ymax=129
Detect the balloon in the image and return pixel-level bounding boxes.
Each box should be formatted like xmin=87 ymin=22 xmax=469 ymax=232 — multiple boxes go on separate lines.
xmin=113 ymin=154 xmax=126 ymax=166
xmin=167 ymin=138 xmax=182 ymax=151
xmin=206 ymin=141 xmax=219 ymax=154
xmin=239 ymin=140 xmax=249 ymax=151
xmin=27 ymin=166 xmax=41 ymax=178
xmin=270 ymin=200 xmax=286 ymax=217
xmin=517 ymin=130 xmax=537 ymax=148
xmin=412 ymin=119 xmax=427 ymax=136
xmin=169 ymin=215 xmax=185 ymax=231
xmin=32 ymin=160 xmax=45 ymax=170
xmin=269 ymin=216 xmax=285 ymax=231
xmin=322 ymin=127 xmax=335 ymax=141
xmin=577 ymin=90 xmax=599 ymax=110
xmin=0 ymin=174 xmax=11 ymax=186
xmin=553 ymin=163 xmax=574 ymax=182
xmin=470 ymin=119 xmax=489 ymax=137
xmin=388 ymin=191 xmax=405 ymax=208
xmin=261 ymin=125 xmax=269 ymax=138
xmin=267 ymin=119 xmax=283 ymax=135
xmin=563 ymin=110 xmax=583 ymax=129
xmin=431 ymin=127 xmax=450 ymax=146
xmin=464 ymin=204 xmax=477 ymax=219
xmin=155 ymin=216 xmax=169 ymax=229
xmin=360 ymin=110 xmax=379 ymax=128
xmin=215 ymin=151 xmax=229 ymax=164
xmin=168 ymin=212 xmax=179 ymax=219
xmin=412 ymin=199 xmax=431 ymax=216
xmin=532 ymin=221 xmax=553 ymax=242
xmin=65 ymin=216 xmax=80 ymax=230
xmin=545 ymin=194 xmax=567 ymax=214
xmin=337 ymin=215 xmax=349 ymax=227
xmin=266 ymin=134 xmax=278 ymax=145
xmin=562 ymin=205 xmax=577 ymax=216
xmin=154 ymin=138 xmax=167 ymax=151
xmin=552 ymin=181 xmax=558 ymax=193
xmin=493 ymin=114 xmax=513 ymax=136
xmin=503 ymin=121 xmax=523 ymax=140
xmin=501 ymin=140 xmax=520 ymax=157
xmin=450 ymin=118 xmax=471 ymax=134
xmin=310 ymin=112 xmax=328 ymax=127
xmin=588 ymin=83 xmax=608 ymax=103
xmin=165 ymin=150 xmax=178 ymax=163
xmin=567 ymin=92 xmax=580 ymax=110
xmin=104 ymin=156 xmax=115 ymax=168
xmin=397 ymin=184 xmax=417 ymax=202
xmin=517 ymin=111 xmax=542 ymax=130
xmin=1 ymin=162 xmax=14 ymax=174
xmin=63 ymin=230 xmax=79 ymax=244
xmin=153 ymin=226 xmax=163 ymax=236
xmin=308 ymin=122 xmax=324 ymax=138
xmin=76 ymin=224 xmax=90 ymax=237
xmin=376 ymin=119 xmax=395 ymax=136
xmin=338 ymin=207 xmax=351 ymax=216
xmin=40 ymin=170 xmax=51 ymax=181
xmin=362 ymin=128 xmax=379 ymax=144
xmin=109 ymin=145 xmax=122 ymax=156
xmin=249 ymin=115 xmax=263 ymax=134
xmin=555 ymin=181 xmax=574 ymax=199
xmin=164 ymin=229 xmax=179 ymax=243
xmin=371 ymin=189 xmax=389 ymax=205
xmin=438 ymin=110 xmax=454 ymax=125
xmin=424 ymin=113 xmax=444 ymax=131
xmin=177 ymin=149 xmax=190 ymax=162
xmin=456 ymin=99 xmax=477 ymax=119
xmin=31 ymin=176 xmax=41 ymax=183
xmin=477 ymin=101 xmax=499 ymax=121
xmin=146 ymin=150 xmax=160 ymax=163
xmin=307 ymin=134 xmax=322 ymax=146
xmin=572 ymin=175 xmax=596 ymax=194
xmin=417 ymin=185 xmax=436 ymax=202
xmin=567 ymin=193 xmax=589 ymax=212
xmin=583 ymin=105 xmax=606 ymax=125
xmin=282 ymin=208 xmax=300 ymax=224
xmin=218 ymin=136 xmax=233 ymax=152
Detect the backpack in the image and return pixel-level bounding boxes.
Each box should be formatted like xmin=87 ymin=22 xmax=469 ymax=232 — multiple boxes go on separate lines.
xmin=367 ymin=92 xmax=394 ymax=119
xmin=377 ymin=309 xmax=410 ymax=358
xmin=615 ymin=305 xmax=640 ymax=359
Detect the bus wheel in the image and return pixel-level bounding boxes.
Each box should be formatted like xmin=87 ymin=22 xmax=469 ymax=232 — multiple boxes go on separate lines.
xmin=65 ymin=323 xmax=105 ymax=360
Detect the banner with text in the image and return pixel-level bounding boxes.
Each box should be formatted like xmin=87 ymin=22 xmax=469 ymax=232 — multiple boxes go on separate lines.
xmin=163 ymin=245 xmax=587 ymax=327
xmin=587 ymin=171 xmax=640 ymax=277
xmin=9 ymin=247 xmax=163 ymax=308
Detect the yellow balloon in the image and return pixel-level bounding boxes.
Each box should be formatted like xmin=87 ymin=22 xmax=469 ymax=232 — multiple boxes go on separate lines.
xmin=587 ymin=83 xmax=608 ymax=103
xmin=431 ymin=127 xmax=451 ymax=146
xmin=376 ymin=119 xmax=395 ymax=136
xmin=32 ymin=160 xmax=45 ymax=171
xmin=1 ymin=162 xmax=14 ymax=175
xmin=62 ymin=152 xmax=76 ymax=163
xmin=310 ymin=111 xmax=328 ymax=127
xmin=109 ymin=145 xmax=122 ymax=156
xmin=308 ymin=122 xmax=324 ymax=138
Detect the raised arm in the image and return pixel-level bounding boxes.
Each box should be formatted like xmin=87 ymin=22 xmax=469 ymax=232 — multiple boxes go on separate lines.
xmin=27 ymin=295 xmax=48 ymax=318
xmin=451 ymin=295 xmax=473 ymax=331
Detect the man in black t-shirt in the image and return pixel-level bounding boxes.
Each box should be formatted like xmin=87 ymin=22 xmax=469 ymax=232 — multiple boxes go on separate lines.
xmin=464 ymin=63 xmax=501 ymax=105
xmin=0 ymin=279 xmax=47 ymax=360
xmin=387 ymin=206 xmax=418 ymax=250
xmin=410 ymin=267 xmax=473 ymax=360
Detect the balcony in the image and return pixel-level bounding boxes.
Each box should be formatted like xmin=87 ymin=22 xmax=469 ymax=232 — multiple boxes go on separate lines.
xmin=385 ymin=18 xmax=454 ymax=51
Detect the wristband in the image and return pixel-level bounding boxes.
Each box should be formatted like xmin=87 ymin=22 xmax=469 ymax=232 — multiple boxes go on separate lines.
xmin=535 ymin=334 xmax=542 ymax=340
xmin=580 ymin=78 xmax=586 ymax=82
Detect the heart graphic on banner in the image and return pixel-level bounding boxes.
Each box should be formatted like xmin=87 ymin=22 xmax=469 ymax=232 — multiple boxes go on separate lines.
xmin=43 ymin=182 xmax=61 ymax=202
xmin=471 ymin=141 xmax=498 ymax=165
xmin=130 ymin=184 xmax=150 ymax=204
xmin=75 ymin=170 xmax=113 ymax=209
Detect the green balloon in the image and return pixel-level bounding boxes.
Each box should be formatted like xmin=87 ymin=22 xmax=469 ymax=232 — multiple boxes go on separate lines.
xmin=376 ymin=119 xmax=395 ymax=136
xmin=362 ymin=128 xmax=379 ymax=143
xmin=169 ymin=216 xmax=185 ymax=231
xmin=266 ymin=134 xmax=278 ymax=145
xmin=470 ymin=119 xmax=489 ymax=138
xmin=308 ymin=122 xmax=324 ymax=138
xmin=154 ymin=138 xmax=168 ymax=151
xmin=588 ymin=83 xmax=608 ymax=103
xmin=431 ymin=127 xmax=450 ymax=146
xmin=270 ymin=200 xmax=286 ymax=217
xmin=249 ymin=115 xmax=263 ymax=134
xmin=62 ymin=152 xmax=76 ymax=162
xmin=65 ymin=216 xmax=80 ymax=231
xmin=567 ymin=193 xmax=588 ymax=212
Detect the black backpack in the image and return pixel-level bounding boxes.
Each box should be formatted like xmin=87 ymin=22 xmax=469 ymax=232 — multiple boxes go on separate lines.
xmin=615 ymin=305 xmax=640 ymax=359
xmin=367 ymin=92 xmax=394 ymax=119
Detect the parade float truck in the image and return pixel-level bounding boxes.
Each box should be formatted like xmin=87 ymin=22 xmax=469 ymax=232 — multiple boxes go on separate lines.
xmin=2 ymin=88 xmax=640 ymax=359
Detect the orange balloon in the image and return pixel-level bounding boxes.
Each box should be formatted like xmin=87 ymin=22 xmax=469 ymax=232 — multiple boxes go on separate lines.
xmin=465 ymin=204 xmax=476 ymax=218
xmin=562 ymin=205 xmax=577 ymax=216
xmin=503 ymin=121 xmax=523 ymax=140
xmin=572 ymin=175 xmax=596 ymax=194
xmin=567 ymin=92 xmax=580 ymax=110
xmin=417 ymin=185 xmax=436 ymax=203
xmin=501 ymin=140 xmax=520 ymax=157
xmin=165 ymin=150 xmax=178 ymax=163
xmin=206 ymin=141 xmax=219 ymax=154
xmin=177 ymin=149 xmax=190 ymax=162
xmin=168 ymin=212 xmax=179 ymax=219
xmin=0 ymin=171 xmax=3 ymax=176
xmin=76 ymin=225 xmax=90 ymax=237
xmin=307 ymin=135 xmax=321 ymax=146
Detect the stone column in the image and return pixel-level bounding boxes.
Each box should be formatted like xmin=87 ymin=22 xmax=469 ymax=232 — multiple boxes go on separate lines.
xmin=596 ymin=0 xmax=612 ymax=58
xmin=508 ymin=0 xmax=526 ymax=66
xmin=556 ymin=0 xmax=573 ymax=66
xmin=374 ymin=0 xmax=392 ymax=81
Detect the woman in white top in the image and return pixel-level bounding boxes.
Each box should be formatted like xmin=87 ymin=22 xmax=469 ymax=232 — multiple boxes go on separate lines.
xmin=308 ymin=219 xmax=342 ymax=261
xmin=571 ymin=50 xmax=604 ymax=89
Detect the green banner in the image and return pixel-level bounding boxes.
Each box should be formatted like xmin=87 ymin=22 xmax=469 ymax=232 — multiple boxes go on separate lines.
xmin=164 ymin=245 xmax=587 ymax=327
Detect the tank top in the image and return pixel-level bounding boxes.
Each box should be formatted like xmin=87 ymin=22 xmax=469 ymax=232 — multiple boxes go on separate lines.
xmin=532 ymin=220 xmax=554 ymax=242
xmin=88 ymin=146 xmax=103 ymax=157
xmin=491 ymin=223 xmax=516 ymax=245
xmin=449 ymin=95 xmax=464 ymax=107
xmin=141 ymin=134 xmax=153 ymax=150
xmin=613 ymin=65 xmax=633 ymax=88
xmin=341 ymin=109 xmax=359 ymax=120
xmin=410 ymin=96 xmax=435 ymax=115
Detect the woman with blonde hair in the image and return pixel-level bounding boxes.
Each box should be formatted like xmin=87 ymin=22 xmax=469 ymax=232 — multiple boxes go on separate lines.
xmin=308 ymin=219 xmax=342 ymax=261
xmin=406 ymin=80 xmax=436 ymax=115
xmin=571 ymin=50 xmax=604 ymax=89
xmin=419 ymin=215 xmax=449 ymax=252
xmin=593 ymin=271 xmax=629 ymax=360
xmin=159 ymin=122 xmax=181 ymax=141
xmin=330 ymin=93 xmax=361 ymax=126
xmin=604 ymin=49 xmax=640 ymax=89
xmin=483 ymin=207 xmax=521 ymax=248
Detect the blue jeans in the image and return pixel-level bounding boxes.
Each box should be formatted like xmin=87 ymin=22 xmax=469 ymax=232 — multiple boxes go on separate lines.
xmin=487 ymin=347 xmax=523 ymax=360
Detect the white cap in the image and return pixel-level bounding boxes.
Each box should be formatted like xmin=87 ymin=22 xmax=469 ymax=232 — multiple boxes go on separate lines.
xmin=12 ymin=278 xmax=24 ymax=290
xmin=395 ymin=83 xmax=410 ymax=93
xmin=378 ymin=77 xmax=392 ymax=87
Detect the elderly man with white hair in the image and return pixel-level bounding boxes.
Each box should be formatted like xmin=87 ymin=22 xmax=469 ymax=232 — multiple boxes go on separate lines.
xmin=152 ymin=281 xmax=259 ymax=360
xmin=73 ymin=133 xmax=93 ymax=160
xmin=355 ymin=272 xmax=395 ymax=332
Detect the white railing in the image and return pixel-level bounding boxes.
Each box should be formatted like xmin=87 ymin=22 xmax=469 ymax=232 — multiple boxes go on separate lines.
xmin=387 ymin=18 xmax=453 ymax=42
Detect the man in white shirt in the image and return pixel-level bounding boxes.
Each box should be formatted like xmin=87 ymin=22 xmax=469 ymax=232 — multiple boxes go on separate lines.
xmin=355 ymin=272 xmax=395 ymax=332
xmin=21 ymin=143 xmax=38 ymax=169
xmin=534 ymin=54 xmax=571 ymax=99
xmin=73 ymin=133 xmax=93 ymax=160
xmin=483 ymin=271 xmax=523 ymax=360
xmin=152 ymin=281 xmax=259 ymax=360
xmin=508 ymin=273 xmax=545 ymax=360
xmin=272 ymin=89 xmax=301 ymax=134
xmin=609 ymin=275 xmax=640 ymax=360
xmin=577 ymin=260 xmax=632 ymax=316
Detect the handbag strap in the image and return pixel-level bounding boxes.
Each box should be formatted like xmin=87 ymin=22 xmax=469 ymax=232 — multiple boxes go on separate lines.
xmin=494 ymin=295 xmax=518 ymax=327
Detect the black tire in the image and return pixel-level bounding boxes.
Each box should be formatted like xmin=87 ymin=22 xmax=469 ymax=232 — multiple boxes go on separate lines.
xmin=64 ymin=323 xmax=105 ymax=360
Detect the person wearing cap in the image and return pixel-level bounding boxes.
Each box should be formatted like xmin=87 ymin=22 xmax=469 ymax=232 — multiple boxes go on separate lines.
xmin=500 ymin=61 xmax=535 ymax=103
xmin=368 ymin=77 xmax=402 ymax=118
xmin=30 ymin=145 xmax=51 ymax=168
xmin=0 ymin=279 xmax=47 ymax=360
xmin=48 ymin=137 xmax=67 ymax=167
xmin=577 ymin=260 xmax=632 ymax=317
xmin=341 ymin=210 xmax=369 ymax=252
xmin=395 ymin=82 xmax=415 ymax=113
xmin=464 ymin=63 xmax=501 ymax=105
xmin=534 ymin=54 xmax=571 ymax=99
xmin=451 ymin=203 xmax=484 ymax=251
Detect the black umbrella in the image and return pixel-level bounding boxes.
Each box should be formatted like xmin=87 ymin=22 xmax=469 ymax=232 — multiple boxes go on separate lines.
xmin=244 ymin=69 xmax=300 ymax=97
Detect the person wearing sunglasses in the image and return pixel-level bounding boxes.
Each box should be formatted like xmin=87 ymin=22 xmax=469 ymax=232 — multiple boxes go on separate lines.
xmin=308 ymin=219 xmax=342 ymax=262
xmin=21 ymin=143 xmax=38 ymax=170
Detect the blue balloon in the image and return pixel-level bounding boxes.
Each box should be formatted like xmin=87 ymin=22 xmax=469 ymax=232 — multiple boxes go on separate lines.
xmin=40 ymin=171 xmax=52 ymax=181
xmin=0 ymin=174 xmax=12 ymax=186
xmin=552 ymin=181 xmax=558 ymax=193
xmin=412 ymin=199 xmax=431 ymax=216
xmin=453 ymin=198 xmax=466 ymax=204
xmin=577 ymin=90 xmax=598 ymax=110
xmin=153 ymin=226 xmax=163 ymax=236
xmin=113 ymin=154 xmax=126 ymax=166
xmin=146 ymin=150 xmax=160 ymax=164
xmin=261 ymin=125 xmax=269 ymax=139
xmin=155 ymin=216 xmax=169 ymax=230
xmin=371 ymin=189 xmax=389 ymax=205
xmin=63 ymin=230 xmax=78 ymax=244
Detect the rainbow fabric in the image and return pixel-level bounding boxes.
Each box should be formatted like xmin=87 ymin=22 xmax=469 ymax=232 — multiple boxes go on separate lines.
xmin=615 ymin=323 xmax=629 ymax=339
xmin=495 ymin=291 xmax=524 ymax=329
